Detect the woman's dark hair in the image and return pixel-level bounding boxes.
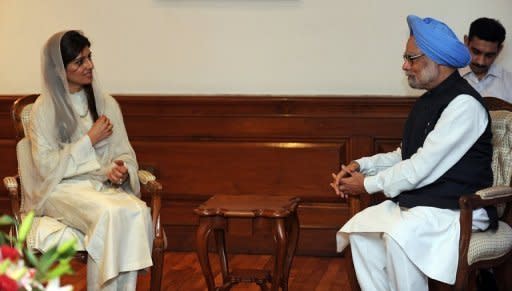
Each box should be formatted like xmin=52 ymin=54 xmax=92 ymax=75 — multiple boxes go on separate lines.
xmin=60 ymin=30 xmax=99 ymax=121
xmin=60 ymin=31 xmax=90 ymax=66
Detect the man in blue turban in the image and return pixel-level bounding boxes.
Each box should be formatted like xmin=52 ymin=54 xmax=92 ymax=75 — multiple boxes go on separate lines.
xmin=407 ymin=15 xmax=471 ymax=68
xmin=331 ymin=15 xmax=493 ymax=290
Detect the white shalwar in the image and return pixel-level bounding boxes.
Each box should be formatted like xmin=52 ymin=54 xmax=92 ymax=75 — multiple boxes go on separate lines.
xmin=337 ymin=95 xmax=491 ymax=290
xmin=29 ymin=91 xmax=153 ymax=290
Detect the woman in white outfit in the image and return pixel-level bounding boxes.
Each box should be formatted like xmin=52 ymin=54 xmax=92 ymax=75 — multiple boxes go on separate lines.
xmin=24 ymin=30 xmax=153 ymax=290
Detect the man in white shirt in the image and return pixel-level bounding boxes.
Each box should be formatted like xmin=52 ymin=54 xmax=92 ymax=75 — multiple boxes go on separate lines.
xmin=459 ymin=17 xmax=508 ymax=291
xmin=459 ymin=17 xmax=512 ymax=103
xmin=331 ymin=15 xmax=494 ymax=291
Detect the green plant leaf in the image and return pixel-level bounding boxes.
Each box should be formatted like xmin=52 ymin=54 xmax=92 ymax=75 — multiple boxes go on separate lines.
xmin=0 ymin=260 xmax=11 ymax=273
xmin=0 ymin=215 xmax=15 ymax=225
xmin=36 ymin=246 xmax=60 ymax=279
xmin=56 ymin=238 xmax=76 ymax=259
xmin=0 ymin=233 xmax=6 ymax=245
xmin=1 ymin=212 xmax=77 ymax=287
xmin=24 ymin=248 xmax=39 ymax=267
xmin=43 ymin=260 xmax=74 ymax=281
xmin=16 ymin=211 xmax=35 ymax=248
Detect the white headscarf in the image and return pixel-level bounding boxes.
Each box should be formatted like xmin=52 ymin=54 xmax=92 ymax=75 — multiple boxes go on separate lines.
xmin=41 ymin=30 xmax=106 ymax=143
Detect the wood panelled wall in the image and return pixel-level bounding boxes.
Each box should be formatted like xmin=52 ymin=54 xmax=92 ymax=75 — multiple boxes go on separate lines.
xmin=0 ymin=95 xmax=416 ymax=256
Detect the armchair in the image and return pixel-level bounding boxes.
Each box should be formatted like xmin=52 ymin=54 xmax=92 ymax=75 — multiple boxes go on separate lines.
xmin=345 ymin=96 xmax=512 ymax=291
xmin=3 ymin=94 xmax=166 ymax=291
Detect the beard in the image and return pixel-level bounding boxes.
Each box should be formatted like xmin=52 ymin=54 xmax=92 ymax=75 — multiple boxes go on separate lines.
xmin=406 ymin=61 xmax=440 ymax=89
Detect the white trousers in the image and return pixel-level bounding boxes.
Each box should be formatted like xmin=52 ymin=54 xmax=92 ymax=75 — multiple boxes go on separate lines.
xmin=87 ymin=255 xmax=138 ymax=291
xmin=349 ymin=233 xmax=428 ymax=291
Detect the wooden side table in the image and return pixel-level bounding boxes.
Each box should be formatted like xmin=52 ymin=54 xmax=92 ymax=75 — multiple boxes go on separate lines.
xmin=194 ymin=195 xmax=300 ymax=291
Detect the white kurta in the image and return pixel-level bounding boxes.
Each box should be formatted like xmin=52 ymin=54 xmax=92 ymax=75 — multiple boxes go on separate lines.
xmin=337 ymin=94 xmax=490 ymax=284
xmin=29 ymin=91 xmax=153 ymax=285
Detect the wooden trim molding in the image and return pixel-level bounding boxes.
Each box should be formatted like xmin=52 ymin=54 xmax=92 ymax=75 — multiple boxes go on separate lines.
xmin=0 ymin=95 xmax=416 ymax=255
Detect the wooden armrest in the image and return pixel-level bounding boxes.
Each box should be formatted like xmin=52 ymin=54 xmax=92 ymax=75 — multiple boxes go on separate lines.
xmin=457 ymin=190 xmax=512 ymax=253
xmin=138 ymin=169 xmax=156 ymax=184
xmin=456 ymin=189 xmax=512 ymax=270
xmin=3 ymin=176 xmax=18 ymax=191
xmin=3 ymin=175 xmax=22 ymax=227
xmin=137 ymin=169 xmax=166 ymax=249
xmin=138 ymin=170 xmax=163 ymax=193
xmin=139 ymin=164 xmax=159 ymax=177
xmin=459 ymin=192 xmax=512 ymax=210
xmin=476 ymin=186 xmax=512 ymax=200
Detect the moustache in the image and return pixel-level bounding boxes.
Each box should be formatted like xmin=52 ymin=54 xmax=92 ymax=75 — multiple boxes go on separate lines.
xmin=471 ymin=63 xmax=487 ymax=69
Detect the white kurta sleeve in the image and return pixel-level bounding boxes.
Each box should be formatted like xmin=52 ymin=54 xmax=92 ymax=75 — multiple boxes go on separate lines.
xmin=361 ymin=94 xmax=489 ymax=197
xmin=356 ymin=148 xmax=402 ymax=176
xmin=30 ymin=117 xmax=100 ymax=180
xmin=62 ymin=135 xmax=101 ymax=178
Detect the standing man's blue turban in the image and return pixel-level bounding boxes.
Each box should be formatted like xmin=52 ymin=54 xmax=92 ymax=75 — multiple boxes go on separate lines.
xmin=407 ymin=15 xmax=470 ymax=68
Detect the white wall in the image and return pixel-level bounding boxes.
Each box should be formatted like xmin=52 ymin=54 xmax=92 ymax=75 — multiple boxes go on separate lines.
xmin=1 ymin=0 xmax=511 ymax=96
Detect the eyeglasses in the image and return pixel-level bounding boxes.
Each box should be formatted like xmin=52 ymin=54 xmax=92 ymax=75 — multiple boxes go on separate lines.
xmin=403 ymin=53 xmax=425 ymax=64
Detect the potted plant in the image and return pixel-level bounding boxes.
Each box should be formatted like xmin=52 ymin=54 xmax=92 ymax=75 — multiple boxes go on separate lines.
xmin=0 ymin=211 xmax=76 ymax=291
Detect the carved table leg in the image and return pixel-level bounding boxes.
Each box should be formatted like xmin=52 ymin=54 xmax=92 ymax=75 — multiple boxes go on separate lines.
xmin=214 ymin=228 xmax=229 ymax=283
xmin=196 ymin=218 xmax=216 ymax=291
xmin=271 ymin=218 xmax=287 ymax=291
xmin=282 ymin=213 xmax=299 ymax=290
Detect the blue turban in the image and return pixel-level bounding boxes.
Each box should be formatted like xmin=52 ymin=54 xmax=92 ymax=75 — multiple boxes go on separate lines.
xmin=407 ymin=15 xmax=470 ymax=68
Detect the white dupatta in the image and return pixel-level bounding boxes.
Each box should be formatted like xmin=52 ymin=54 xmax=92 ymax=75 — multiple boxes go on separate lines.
xmin=20 ymin=31 xmax=140 ymax=214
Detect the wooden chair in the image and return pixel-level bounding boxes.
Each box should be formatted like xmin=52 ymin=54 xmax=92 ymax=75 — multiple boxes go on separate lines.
xmin=345 ymin=96 xmax=512 ymax=291
xmin=3 ymin=94 xmax=166 ymax=291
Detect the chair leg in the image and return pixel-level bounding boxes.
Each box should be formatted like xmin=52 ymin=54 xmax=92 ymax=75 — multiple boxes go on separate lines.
xmin=454 ymin=267 xmax=476 ymax=291
xmin=150 ymin=237 xmax=165 ymax=291
xmin=494 ymin=258 xmax=512 ymax=291
xmin=428 ymin=278 xmax=457 ymax=291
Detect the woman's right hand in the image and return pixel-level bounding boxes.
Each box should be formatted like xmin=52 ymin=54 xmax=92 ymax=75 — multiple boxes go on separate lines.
xmin=87 ymin=115 xmax=113 ymax=145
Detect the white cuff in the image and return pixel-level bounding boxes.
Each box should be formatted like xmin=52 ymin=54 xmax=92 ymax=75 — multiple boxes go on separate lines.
xmin=363 ymin=175 xmax=381 ymax=194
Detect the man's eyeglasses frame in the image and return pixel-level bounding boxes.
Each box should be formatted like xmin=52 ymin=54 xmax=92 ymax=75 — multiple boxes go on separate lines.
xmin=403 ymin=53 xmax=425 ymax=63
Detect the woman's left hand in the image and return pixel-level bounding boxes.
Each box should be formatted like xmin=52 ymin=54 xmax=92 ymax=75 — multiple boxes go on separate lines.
xmin=108 ymin=160 xmax=128 ymax=185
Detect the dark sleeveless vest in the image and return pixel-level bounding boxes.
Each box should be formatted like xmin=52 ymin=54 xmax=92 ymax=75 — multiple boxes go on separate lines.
xmin=393 ymin=72 xmax=494 ymax=221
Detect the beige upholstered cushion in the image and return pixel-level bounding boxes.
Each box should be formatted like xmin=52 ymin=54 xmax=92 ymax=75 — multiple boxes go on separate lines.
xmin=489 ymin=110 xmax=512 ymax=217
xmin=468 ymin=221 xmax=512 ymax=265
xmin=490 ymin=110 xmax=512 ymax=187
xmin=476 ymin=186 xmax=512 ymax=200
xmin=21 ymin=104 xmax=32 ymax=139
xmin=3 ymin=176 xmax=17 ymax=189
xmin=27 ymin=215 xmax=86 ymax=252
xmin=466 ymin=111 xmax=512 ymax=265
xmin=138 ymin=169 xmax=156 ymax=184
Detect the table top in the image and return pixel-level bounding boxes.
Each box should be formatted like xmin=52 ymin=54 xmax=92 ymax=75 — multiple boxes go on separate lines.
xmin=194 ymin=195 xmax=301 ymax=218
